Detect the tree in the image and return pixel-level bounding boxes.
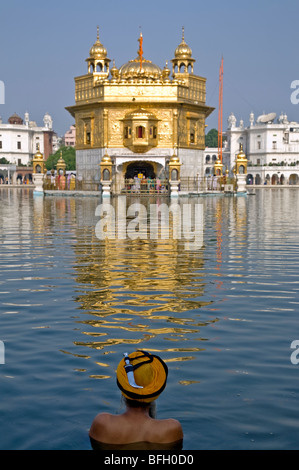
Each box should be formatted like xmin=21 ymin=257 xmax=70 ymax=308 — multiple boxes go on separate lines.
xmin=205 ymin=128 xmax=218 ymax=148
xmin=205 ymin=128 xmax=226 ymax=148
xmin=0 ymin=157 xmax=10 ymax=164
xmin=46 ymin=146 xmax=76 ymax=171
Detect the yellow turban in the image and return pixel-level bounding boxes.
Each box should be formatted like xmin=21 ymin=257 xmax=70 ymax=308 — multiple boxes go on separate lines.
xmin=116 ymin=350 xmax=168 ymax=403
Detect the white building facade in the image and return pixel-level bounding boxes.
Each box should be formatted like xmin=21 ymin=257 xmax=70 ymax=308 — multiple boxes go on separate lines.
xmin=225 ymin=112 xmax=299 ymax=185
xmin=0 ymin=112 xmax=56 ymax=165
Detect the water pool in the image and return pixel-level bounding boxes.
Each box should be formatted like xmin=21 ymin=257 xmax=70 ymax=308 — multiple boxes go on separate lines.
xmin=0 ymin=188 xmax=299 ymax=450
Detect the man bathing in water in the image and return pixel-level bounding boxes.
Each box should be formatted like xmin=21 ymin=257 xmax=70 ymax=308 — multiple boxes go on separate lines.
xmin=89 ymin=350 xmax=183 ymax=450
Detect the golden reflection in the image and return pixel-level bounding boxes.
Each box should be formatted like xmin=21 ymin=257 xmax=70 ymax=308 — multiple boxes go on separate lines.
xmin=89 ymin=375 xmax=111 ymax=380
xmin=179 ymin=380 xmax=201 ymax=386
xmin=68 ymin=196 xmax=220 ymax=373
xmin=31 ymin=194 xmax=250 ymax=376
xmin=165 ymin=356 xmax=196 ymax=363
xmin=215 ymin=200 xmax=223 ymax=269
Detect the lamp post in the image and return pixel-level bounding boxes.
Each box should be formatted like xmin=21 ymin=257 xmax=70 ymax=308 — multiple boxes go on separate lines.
xmin=235 ymin=144 xmax=248 ymax=193
xmin=100 ymin=152 xmax=113 ymax=197
xmin=32 ymin=145 xmax=45 ymax=194
xmin=56 ymin=152 xmax=66 ymax=190
xmin=169 ymin=151 xmax=181 ymax=197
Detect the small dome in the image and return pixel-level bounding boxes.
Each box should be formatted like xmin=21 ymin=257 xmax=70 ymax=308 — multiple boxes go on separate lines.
xmin=162 ymin=61 xmax=171 ymax=80
xmin=89 ymin=27 xmax=107 ymax=59
xmin=174 ymin=28 xmax=192 ymax=58
xmin=170 ymin=154 xmax=180 ymax=163
xmin=33 ymin=145 xmax=44 ymax=160
xmin=237 ymin=144 xmax=247 ymax=160
xmin=102 ymin=153 xmax=112 ymax=163
xmin=110 ymin=59 xmax=119 ymax=79
xmin=8 ymin=113 xmax=23 ymax=125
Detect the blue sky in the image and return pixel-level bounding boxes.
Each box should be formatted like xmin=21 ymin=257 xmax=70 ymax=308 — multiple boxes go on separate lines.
xmin=0 ymin=0 xmax=298 ymax=136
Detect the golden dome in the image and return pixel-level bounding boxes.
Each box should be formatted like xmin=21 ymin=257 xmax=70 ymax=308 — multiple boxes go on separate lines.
xmin=174 ymin=27 xmax=192 ymax=58
xmin=102 ymin=153 xmax=112 ymax=163
xmin=237 ymin=144 xmax=247 ymax=160
xmin=119 ymin=57 xmax=162 ymax=80
xmin=170 ymin=154 xmax=180 ymax=163
xmin=89 ymin=26 xmax=107 ymax=59
xmin=162 ymin=61 xmax=171 ymax=80
xmin=33 ymin=144 xmax=44 ymax=160
xmin=110 ymin=59 xmax=119 ymax=79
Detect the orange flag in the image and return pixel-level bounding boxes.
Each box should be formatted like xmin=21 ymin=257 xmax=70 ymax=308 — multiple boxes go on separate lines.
xmin=138 ymin=32 xmax=143 ymax=70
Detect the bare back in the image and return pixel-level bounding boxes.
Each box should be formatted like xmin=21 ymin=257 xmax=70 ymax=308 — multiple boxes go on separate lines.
xmin=89 ymin=410 xmax=183 ymax=449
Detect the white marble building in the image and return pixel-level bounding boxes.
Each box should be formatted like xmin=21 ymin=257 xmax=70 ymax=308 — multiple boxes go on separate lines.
xmin=0 ymin=112 xmax=56 ymax=165
xmin=224 ymin=112 xmax=299 ymax=185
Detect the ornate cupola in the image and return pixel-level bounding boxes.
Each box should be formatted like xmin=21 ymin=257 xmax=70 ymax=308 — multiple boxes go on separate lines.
xmin=171 ymin=27 xmax=195 ymax=76
xmin=235 ymin=144 xmax=248 ymax=175
xmin=86 ymin=26 xmax=111 ymax=78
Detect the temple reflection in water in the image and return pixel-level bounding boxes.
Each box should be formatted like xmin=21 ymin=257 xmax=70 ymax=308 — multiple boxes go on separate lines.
xmin=16 ymin=189 xmax=253 ymax=380
xmin=72 ymin=197 xmax=211 ymax=365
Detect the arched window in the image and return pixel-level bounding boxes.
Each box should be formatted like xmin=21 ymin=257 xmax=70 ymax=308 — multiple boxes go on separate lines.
xmin=239 ymin=165 xmax=245 ymax=174
xmin=255 ymin=174 xmax=261 ymax=185
xmin=206 ymin=155 xmax=211 ymax=163
xmin=103 ymin=169 xmax=110 ymax=181
xmin=171 ymin=169 xmax=178 ymax=181
xmin=150 ymin=126 xmax=157 ymax=139
xmin=212 ymin=155 xmax=217 ymax=162
xmin=136 ymin=126 xmax=145 ymax=139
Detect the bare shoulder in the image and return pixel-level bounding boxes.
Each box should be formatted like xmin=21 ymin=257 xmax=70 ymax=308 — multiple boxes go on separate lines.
xmin=89 ymin=413 xmax=113 ymax=439
xmin=154 ymin=418 xmax=183 ymax=443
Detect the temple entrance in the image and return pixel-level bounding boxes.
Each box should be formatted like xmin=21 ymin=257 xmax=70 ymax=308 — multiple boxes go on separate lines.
xmin=125 ymin=161 xmax=155 ymax=179
xmin=122 ymin=161 xmax=169 ymax=195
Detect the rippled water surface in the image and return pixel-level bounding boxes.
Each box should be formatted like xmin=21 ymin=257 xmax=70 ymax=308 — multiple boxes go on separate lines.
xmin=0 ymin=188 xmax=299 ymax=450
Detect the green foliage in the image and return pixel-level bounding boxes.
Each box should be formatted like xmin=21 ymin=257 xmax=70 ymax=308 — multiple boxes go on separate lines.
xmin=0 ymin=157 xmax=10 ymax=164
xmin=205 ymin=128 xmax=226 ymax=148
xmin=46 ymin=146 xmax=76 ymax=171
xmin=205 ymin=128 xmax=219 ymax=148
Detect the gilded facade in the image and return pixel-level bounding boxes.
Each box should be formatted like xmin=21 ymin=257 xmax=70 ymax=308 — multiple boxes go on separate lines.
xmin=66 ymin=28 xmax=214 ymax=193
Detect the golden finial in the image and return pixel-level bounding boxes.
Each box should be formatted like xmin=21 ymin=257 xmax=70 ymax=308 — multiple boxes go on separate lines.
xmin=182 ymin=26 xmax=185 ymax=42
xmin=97 ymin=25 xmax=100 ymax=41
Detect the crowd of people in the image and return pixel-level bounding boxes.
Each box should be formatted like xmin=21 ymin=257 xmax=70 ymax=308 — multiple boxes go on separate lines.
xmin=124 ymin=174 xmax=168 ymax=194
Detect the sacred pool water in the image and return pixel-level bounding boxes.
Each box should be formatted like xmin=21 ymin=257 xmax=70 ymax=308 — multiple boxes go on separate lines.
xmin=0 ymin=188 xmax=299 ymax=450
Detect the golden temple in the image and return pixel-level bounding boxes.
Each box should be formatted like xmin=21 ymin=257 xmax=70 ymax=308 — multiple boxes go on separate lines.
xmin=66 ymin=27 xmax=214 ymax=195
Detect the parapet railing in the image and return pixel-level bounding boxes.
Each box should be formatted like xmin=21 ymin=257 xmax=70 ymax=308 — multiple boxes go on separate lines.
xmin=121 ymin=178 xmax=170 ymax=195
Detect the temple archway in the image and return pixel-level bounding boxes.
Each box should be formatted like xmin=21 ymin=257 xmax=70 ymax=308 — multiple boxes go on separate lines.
xmin=125 ymin=161 xmax=156 ymax=179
